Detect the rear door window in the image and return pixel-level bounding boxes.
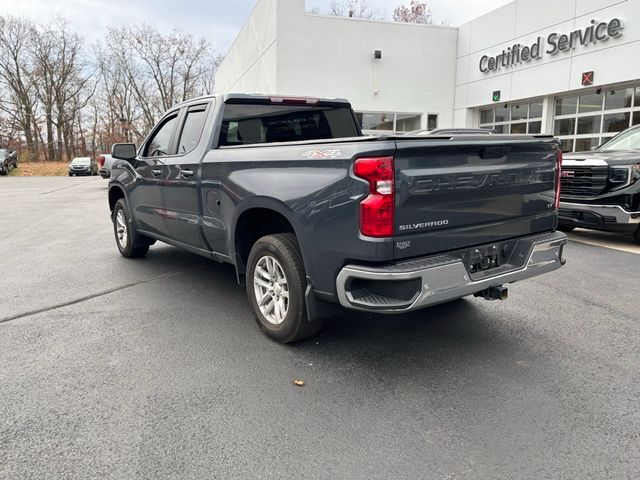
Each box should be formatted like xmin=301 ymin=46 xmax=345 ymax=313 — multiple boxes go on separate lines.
xmin=177 ymin=105 xmax=208 ymax=155
xmin=219 ymin=102 xmax=360 ymax=146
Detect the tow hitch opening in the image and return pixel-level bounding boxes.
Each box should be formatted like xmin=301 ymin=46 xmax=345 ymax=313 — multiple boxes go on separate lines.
xmin=475 ymin=286 xmax=509 ymax=301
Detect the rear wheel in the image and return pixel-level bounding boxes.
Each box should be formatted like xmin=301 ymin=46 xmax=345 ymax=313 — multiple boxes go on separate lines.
xmin=113 ymin=198 xmax=150 ymax=258
xmin=246 ymin=233 xmax=323 ymax=343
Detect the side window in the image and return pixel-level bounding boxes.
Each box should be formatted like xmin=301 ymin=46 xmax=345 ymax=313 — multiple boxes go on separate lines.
xmin=177 ymin=106 xmax=207 ymax=155
xmin=143 ymin=115 xmax=178 ymax=158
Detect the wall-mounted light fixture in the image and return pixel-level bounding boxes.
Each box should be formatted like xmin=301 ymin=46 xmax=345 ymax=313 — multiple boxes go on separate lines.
xmin=374 ymin=50 xmax=382 ymax=60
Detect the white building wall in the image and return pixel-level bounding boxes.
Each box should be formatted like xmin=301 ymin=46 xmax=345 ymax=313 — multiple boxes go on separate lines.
xmin=274 ymin=0 xmax=458 ymax=129
xmin=215 ymin=0 xmax=459 ymax=130
xmin=213 ymin=0 xmax=278 ymax=94
xmin=215 ymin=0 xmax=640 ymax=134
xmin=454 ymin=0 xmax=640 ymax=129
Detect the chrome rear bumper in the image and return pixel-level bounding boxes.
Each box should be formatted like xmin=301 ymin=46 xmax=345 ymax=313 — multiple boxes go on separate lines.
xmin=336 ymin=231 xmax=567 ymax=313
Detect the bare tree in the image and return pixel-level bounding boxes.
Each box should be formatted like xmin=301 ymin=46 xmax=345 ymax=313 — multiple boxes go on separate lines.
xmin=0 ymin=16 xmax=39 ymax=161
xmin=0 ymin=16 xmax=220 ymax=161
xmin=103 ymin=25 xmax=213 ymax=134
xmin=393 ymin=1 xmax=434 ymax=24
xmin=330 ymin=0 xmax=385 ymax=20
xmin=45 ymin=18 xmax=96 ymax=160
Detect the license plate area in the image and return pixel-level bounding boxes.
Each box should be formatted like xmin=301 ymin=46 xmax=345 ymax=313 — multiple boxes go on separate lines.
xmin=454 ymin=239 xmax=521 ymax=278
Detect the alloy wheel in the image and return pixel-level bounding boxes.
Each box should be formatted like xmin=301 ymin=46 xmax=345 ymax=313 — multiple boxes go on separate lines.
xmin=115 ymin=209 xmax=128 ymax=249
xmin=253 ymin=255 xmax=289 ymax=325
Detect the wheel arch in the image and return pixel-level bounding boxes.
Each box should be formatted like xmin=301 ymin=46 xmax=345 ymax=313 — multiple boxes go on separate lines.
xmin=231 ymin=198 xmax=306 ymax=284
xmin=108 ymin=184 xmax=127 ymax=214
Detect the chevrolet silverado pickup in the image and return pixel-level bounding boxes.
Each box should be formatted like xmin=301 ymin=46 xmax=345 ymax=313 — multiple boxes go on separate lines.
xmin=108 ymin=94 xmax=566 ymax=343
xmin=559 ymin=125 xmax=640 ymax=242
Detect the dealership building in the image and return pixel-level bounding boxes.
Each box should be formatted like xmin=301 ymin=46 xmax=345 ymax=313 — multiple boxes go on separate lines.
xmin=215 ymin=0 xmax=640 ymax=151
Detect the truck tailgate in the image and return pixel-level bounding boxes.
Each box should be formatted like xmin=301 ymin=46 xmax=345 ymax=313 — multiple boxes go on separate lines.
xmin=393 ymin=136 xmax=560 ymax=259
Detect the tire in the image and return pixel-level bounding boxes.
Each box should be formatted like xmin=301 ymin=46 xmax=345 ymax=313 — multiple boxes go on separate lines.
xmin=112 ymin=198 xmax=150 ymax=258
xmin=246 ymin=233 xmax=323 ymax=343
xmin=634 ymin=225 xmax=640 ymax=244
xmin=557 ymin=225 xmax=576 ymax=232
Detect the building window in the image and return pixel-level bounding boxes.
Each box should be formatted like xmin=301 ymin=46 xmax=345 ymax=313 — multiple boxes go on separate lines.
xmin=427 ymin=114 xmax=438 ymax=130
xmin=396 ymin=114 xmax=422 ymax=132
xmin=554 ymin=84 xmax=640 ymax=152
xmin=479 ymin=100 xmax=543 ymax=134
xmin=355 ymin=111 xmax=423 ymax=134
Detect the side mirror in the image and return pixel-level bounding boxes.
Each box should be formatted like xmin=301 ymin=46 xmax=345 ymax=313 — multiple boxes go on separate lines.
xmin=112 ymin=143 xmax=137 ymax=162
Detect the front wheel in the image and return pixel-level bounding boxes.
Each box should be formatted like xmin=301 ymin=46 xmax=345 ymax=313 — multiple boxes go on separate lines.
xmin=634 ymin=225 xmax=640 ymax=245
xmin=113 ymin=199 xmax=149 ymax=258
xmin=246 ymin=233 xmax=323 ymax=343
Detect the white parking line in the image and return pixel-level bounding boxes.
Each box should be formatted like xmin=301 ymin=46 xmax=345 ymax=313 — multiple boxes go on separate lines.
xmin=567 ymin=229 xmax=640 ymax=255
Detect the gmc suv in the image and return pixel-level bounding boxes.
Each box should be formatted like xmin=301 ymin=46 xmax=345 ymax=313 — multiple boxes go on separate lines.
xmin=559 ymin=125 xmax=640 ymax=242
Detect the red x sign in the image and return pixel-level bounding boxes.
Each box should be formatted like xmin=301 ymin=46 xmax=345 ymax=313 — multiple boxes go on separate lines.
xmin=582 ymin=71 xmax=594 ymax=86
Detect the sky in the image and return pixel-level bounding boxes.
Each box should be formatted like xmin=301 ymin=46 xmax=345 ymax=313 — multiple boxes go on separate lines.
xmin=0 ymin=0 xmax=513 ymax=53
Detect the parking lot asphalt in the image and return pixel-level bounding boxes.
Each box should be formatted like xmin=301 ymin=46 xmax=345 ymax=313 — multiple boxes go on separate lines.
xmin=1 ymin=177 xmax=639 ymax=480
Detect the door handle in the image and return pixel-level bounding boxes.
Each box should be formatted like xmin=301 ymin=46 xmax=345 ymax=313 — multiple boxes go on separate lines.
xmin=181 ymin=169 xmax=194 ymax=178
xmin=152 ymin=169 xmax=162 ymax=176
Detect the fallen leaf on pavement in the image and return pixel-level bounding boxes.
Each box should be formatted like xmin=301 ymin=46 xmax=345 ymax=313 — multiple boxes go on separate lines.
xmin=293 ymin=380 xmax=305 ymax=387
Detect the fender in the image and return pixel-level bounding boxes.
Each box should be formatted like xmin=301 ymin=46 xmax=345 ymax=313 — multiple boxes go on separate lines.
xmin=107 ymin=163 xmax=137 ymax=222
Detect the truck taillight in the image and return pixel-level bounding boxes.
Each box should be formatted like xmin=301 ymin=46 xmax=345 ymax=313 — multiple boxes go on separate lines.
xmin=554 ymin=149 xmax=563 ymax=209
xmin=354 ymin=156 xmax=394 ymax=237
xmin=98 ymin=156 xmax=105 ymax=167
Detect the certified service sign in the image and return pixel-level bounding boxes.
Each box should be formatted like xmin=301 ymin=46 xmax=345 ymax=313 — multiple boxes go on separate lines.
xmin=479 ymin=18 xmax=623 ymax=73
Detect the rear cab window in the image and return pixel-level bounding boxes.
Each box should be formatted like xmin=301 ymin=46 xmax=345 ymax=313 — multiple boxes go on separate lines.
xmin=218 ymin=99 xmax=361 ymax=146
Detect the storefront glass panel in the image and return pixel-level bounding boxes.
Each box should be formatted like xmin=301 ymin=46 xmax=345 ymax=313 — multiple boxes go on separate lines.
xmin=554 ymin=82 xmax=640 ymax=152
xmin=605 ymin=88 xmax=633 ymax=110
xmin=528 ymin=121 xmax=542 ymax=134
xmin=577 ymin=115 xmax=601 ymax=135
xmin=575 ymin=137 xmax=600 ymax=152
xmin=579 ymin=92 xmax=603 ymax=113
xmin=556 ymin=96 xmax=577 ymax=116
xmin=511 ymin=104 xmax=527 ymax=121
xmin=510 ymin=122 xmax=526 ymax=134
xmin=554 ymin=118 xmax=575 ymax=136
xmin=603 ymin=112 xmax=630 ymax=132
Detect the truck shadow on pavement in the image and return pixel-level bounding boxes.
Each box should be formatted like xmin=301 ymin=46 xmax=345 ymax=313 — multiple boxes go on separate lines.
xmin=162 ymin=250 xmax=531 ymax=378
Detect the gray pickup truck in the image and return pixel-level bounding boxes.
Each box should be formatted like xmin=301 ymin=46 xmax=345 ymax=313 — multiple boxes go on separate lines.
xmin=108 ymin=94 xmax=566 ymax=343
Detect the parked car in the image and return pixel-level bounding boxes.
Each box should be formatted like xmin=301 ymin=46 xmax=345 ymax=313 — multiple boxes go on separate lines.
xmin=68 ymin=157 xmax=98 ymax=176
xmin=405 ymin=128 xmax=496 ymax=136
xmin=97 ymin=154 xmax=114 ymax=179
xmin=0 ymin=149 xmax=18 ymax=175
xmin=108 ymin=94 xmax=566 ymax=343
xmin=559 ymin=125 xmax=640 ymax=243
